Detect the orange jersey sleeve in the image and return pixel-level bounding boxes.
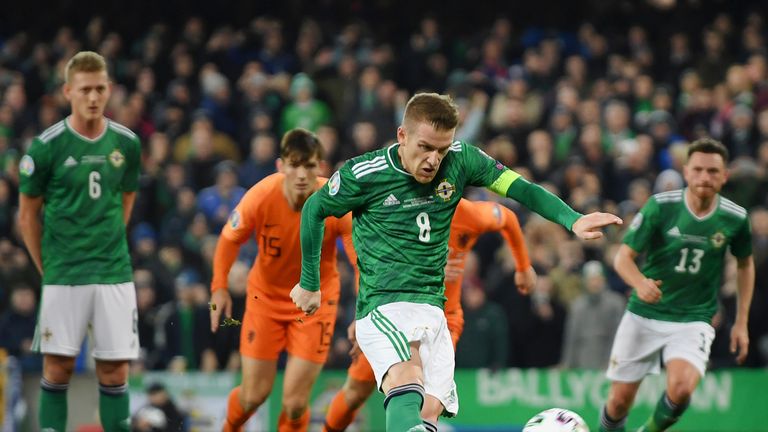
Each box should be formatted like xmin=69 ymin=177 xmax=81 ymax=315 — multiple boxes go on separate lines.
xmin=210 ymin=174 xmax=278 ymax=292
xmin=498 ymin=206 xmax=531 ymax=271
xmin=444 ymin=199 xmax=530 ymax=341
xmin=212 ymin=173 xmax=345 ymax=315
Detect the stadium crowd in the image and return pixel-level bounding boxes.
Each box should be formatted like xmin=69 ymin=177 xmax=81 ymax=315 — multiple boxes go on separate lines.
xmin=1 ymin=1 xmax=767 ymax=377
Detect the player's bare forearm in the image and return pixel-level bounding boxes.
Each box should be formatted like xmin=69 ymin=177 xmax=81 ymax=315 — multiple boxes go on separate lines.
xmin=615 ymin=244 xmax=661 ymax=303
xmin=19 ymin=194 xmax=44 ymax=275
xmin=122 ymin=191 xmax=136 ymax=225
xmin=735 ymin=255 xmax=755 ymax=326
xmin=613 ymin=245 xmax=643 ymax=287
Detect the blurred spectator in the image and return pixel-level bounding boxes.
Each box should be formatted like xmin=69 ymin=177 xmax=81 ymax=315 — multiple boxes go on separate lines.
xmin=455 ymin=253 xmax=508 ymax=369
xmin=561 ymin=261 xmax=625 ymax=369
xmin=197 ymin=160 xmax=245 ymax=232
xmin=154 ymin=269 xmax=215 ymax=371
xmin=238 ymin=133 xmax=277 ymax=187
xmin=280 ymin=73 xmax=331 ymax=133
xmin=0 ymin=284 xmax=41 ymax=371
xmin=131 ymin=382 xmax=187 ymax=432
xmin=174 ymin=111 xmax=240 ymax=190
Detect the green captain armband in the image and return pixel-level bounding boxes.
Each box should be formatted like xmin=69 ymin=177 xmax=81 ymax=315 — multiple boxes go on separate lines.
xmin=489 ymin=169 xmax=520 ymax=195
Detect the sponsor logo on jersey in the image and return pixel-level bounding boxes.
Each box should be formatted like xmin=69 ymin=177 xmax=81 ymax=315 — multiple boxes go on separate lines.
xmin=666 ymin=226 xmax=681 ymax=237
xmin=228 ymin=210 xmax=241 ymax=229
xmin=403 ymin=196 xmax=435 ymax=209
xmin=109 ymin=149 xmax=125 ymax=167
xmin=19 ymin=155 xmax=35 ymax=176
xmin=328 ymin=170 xmax=341 ymax=196
xmin=435 ymin=179 xmax=455 ymax=201
xmin=64 ymin=156 xmax=78 ymax=167
xmin=81 ymin=155 xmax=106 ymax=165
xmin=383 ymin=193 xmax=400 ymax=206
xmin=629 ymin=213 xmax=643 ymax=230
xmin=495 ymin=161 xmax=505 ymax=170
xmin=710 ymin=231 xmax=726 ymax=248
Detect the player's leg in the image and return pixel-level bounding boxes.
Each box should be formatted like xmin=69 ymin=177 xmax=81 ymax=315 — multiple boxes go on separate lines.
xmin=600 ymin=381 xmax=642 ymax=432
xmin=419 ymin=306 xmax=459 ymax=432
xmin=39 ymin=354 xmax=76 ymax=431
xmin=278 ymin=355 xmax=324 ymax=431
xmin=639 ymin=322 xmax=713 ymax=432
xmin=34 ymin=284 xmax=94 ymax=431
xmin=94 ymin=360 xmax=131 ymax=432
xmin=92 ymin=282 xmax=140 ymax=432
xmin=356 ymin=304 xmax=428 ymax=432
xmin=224 ymin=357 xmax=278 ymax=431
xmin=323 ymin=354 xmax=377 ymax=432
xmin=280 ymin=303 xmax=339 ymax=431
xmin=224 ymin=307 xmax=284 ymax=431
xmin=600 ymin=312 xmax=665 ymax=432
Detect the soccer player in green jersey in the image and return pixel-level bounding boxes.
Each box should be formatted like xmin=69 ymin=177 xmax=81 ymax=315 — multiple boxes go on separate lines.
xmin=18 ymin=51 xmax=141 ymax=432
xmin=599 ymin=138 xmax=755 ymax=432
xmin=290 ymin=93 xmax=622 ymax=432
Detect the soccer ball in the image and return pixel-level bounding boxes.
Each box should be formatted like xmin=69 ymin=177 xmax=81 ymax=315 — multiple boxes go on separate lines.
xmin=522 ymin=408 xmax=590 ymax=432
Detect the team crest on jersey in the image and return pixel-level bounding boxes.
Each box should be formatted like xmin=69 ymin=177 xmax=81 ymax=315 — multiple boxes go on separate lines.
xmin=710 ymin=231 xmax=726 ymax=248
xmin=328 ymin=170 xmax=341 ymax=196
xmin=19 ymin=155 xmax=35 ymax=176
xmin=228 ymin=210 xmax=241 ymax=230
xmin=109 ymin=149 xmax=125 ymax=167
xmin=435 ymin=179 xmax=455 ymax=201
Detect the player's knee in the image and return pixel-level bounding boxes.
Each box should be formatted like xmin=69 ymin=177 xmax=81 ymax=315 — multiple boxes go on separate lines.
xmin=281 ymin=397 xmax=309 ymax=418
xmin=607 ymin=391 xmax=634 ymax=417
xmin=344 ymin=379 xmax=375 ymax=409
xmin=240 ymin=387 xmax=269 ymax=412
xmin=44 ymin=355 xmax=75 ymax=384
xmin=667 ymin=381 xmax=694 ymax=405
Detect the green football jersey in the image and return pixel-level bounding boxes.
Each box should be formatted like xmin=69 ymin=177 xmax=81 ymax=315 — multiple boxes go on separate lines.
xmin=312 ymin=141 xmax=506 ymax=318
xmin=623 ymin=189 xmax=752 ymax=323
xmin=19 ymin=118 xmax=141 ymax=285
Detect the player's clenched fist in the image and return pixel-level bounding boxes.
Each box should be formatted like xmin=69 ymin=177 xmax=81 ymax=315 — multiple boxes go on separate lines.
xmin=636 ymin=278 xmax=663 ymax=303
xmin=290 ymin=283 xmax=321 ymax=315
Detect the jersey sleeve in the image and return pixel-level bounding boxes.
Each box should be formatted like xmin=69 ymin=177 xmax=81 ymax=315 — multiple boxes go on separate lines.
xmin=300 ymin=163 xmax=363 ymax=292
xmin=623 ymin=198 xmax=660 ymax=253
xmin=220 ymin=185 xmax=261 ymax=244
xmin=460 ymin=141 xmax=507 ymax=188
xmin=459 ymin=142 xmax=582 ymax=230
xmin=729 ymin=216 xmax=752 ymax=258
xmin=18 ymin=138 xmax=52 ymax=197
xmin=498 ymin=205 xmax=532 ymax=270
xmin=470 ymin=201 xmax=505 ymax=231
xmin=120 ymin=135 xmax=141 ymax=192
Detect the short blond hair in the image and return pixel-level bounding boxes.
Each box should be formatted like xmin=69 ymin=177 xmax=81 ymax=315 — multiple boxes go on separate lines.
xmin=403 ymin=93 xmax=459 ymax=132
xmin=65 ymin=51 xmax=108 ymax=84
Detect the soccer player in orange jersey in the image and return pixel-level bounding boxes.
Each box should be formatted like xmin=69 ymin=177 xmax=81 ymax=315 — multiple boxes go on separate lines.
xmin=322 ymin=198 xmax=536 ymax=432
xmin=209 ymin=128 xmax=355 ymax=432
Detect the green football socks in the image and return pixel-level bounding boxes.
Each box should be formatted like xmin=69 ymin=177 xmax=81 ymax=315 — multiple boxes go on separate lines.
xmin=384 ymin=383 xmax=426 ymax=432
xmin=99 ymin=383 xmax=131 ymax=432
xmin=39 ymin=378 xmax=68 ymax=431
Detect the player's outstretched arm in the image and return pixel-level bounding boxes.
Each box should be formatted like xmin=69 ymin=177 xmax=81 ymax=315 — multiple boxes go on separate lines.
xmin=571 ymin=212 xmax=623 ymax=240
xmin=295 ymin=193 xmax=331 ymax=314
xmin=503 ymin=176 xmax=622 ymax=236
xmin=731 ymin=255 xmax=755 ymax=364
